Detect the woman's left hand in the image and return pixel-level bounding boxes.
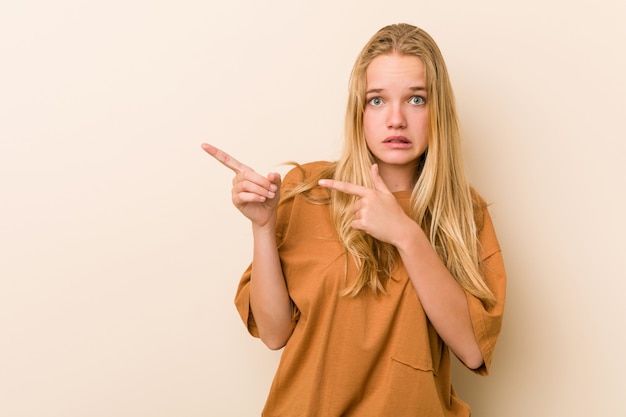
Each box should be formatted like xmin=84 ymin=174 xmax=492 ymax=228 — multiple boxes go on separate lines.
xmin=318 ymin=164 xmax=415 ymax=246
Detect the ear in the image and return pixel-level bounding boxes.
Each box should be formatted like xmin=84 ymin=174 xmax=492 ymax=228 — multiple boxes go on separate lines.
xmin=371 ymin=164 xmax=391 ymax=194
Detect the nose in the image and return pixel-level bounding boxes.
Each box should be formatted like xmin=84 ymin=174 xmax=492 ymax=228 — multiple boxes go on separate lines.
xmin=386 ymin=104 xmax=406 ymax=129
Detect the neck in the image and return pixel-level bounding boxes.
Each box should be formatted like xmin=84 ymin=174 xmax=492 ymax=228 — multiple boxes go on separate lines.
xmin=377 ymin=163 xmax=417 ymax=192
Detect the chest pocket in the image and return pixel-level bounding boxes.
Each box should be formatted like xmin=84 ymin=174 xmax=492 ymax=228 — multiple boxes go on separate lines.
xmin=388 ymin=273 xmax=440 ymax=374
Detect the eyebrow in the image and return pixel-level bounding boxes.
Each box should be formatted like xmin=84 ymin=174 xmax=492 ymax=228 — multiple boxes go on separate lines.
xmin=365 ymin=86 xmax=427 ymax=95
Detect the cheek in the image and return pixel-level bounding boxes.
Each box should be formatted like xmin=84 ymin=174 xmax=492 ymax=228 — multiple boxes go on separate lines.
xmin=416 ymin=111 xmax=429 ymax=135
xmin=423 ymin=114 xmax=430 ymax=134
xmin=362 ymin=111 xmax=377 ymax=140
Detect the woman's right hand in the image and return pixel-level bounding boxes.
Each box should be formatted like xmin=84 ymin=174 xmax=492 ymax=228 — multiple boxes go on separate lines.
xmin=201 ymin=143 xmax=281 ymax=229
xmin=202 ymin=143 xmax=293 ymax=349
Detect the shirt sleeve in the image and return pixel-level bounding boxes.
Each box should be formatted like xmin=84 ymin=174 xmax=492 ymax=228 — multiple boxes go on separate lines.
xmin=233 ymin=263 xmax=258 ymax=336
xmin=233 ymin=165 xmax=304 ymax=337
xmin=465 ymin=204 xmax=507 ymax=376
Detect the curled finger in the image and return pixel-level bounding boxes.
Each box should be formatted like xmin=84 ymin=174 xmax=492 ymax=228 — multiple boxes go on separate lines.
xmin=232 ymin=190 xmax=269 ymax=205
xmin=233 ymin=178 xmax=276 ymax=200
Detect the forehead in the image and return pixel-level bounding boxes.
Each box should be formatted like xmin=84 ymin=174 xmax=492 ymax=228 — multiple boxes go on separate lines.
xmin=365 ymin=54 xmax=426 ymax=87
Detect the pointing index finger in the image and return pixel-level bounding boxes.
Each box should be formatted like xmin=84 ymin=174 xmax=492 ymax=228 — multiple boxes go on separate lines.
xmin=318 ymin=179 xmax=367 ymax=198
xmin=201 ymin=143 xmax=249 ymax=174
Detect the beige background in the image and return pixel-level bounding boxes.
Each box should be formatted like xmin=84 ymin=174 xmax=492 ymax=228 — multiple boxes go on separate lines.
xmin=2 ymin=0 xmax=625 ymax=416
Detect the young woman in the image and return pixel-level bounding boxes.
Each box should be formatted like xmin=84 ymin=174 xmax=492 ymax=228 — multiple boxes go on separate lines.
xmin=202 ymin=23 xmax=505 ymax=417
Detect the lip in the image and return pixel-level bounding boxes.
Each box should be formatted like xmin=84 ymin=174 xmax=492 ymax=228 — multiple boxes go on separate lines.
xmin=383 ymin=136 xmax=412 ymax=148
xmin=383 ymin=135 xmax=411 ymax=143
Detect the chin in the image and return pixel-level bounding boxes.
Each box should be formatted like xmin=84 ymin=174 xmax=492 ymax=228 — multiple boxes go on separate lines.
xmin=377 ymin=156 xmax=422 ymax=167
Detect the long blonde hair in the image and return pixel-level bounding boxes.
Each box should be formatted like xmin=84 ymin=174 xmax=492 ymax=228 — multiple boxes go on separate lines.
xmin=284 ymin=24 xmax=495 ymax=307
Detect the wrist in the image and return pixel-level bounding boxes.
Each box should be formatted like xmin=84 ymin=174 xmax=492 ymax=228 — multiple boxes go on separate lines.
xmin=252 ymin=219 xmax=277 ymax=236
xmin=393 ymin=220 xmax=426 ymax=253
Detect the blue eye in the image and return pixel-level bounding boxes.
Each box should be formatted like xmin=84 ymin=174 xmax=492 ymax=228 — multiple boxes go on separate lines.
xmin=368 ymin=97 xmax=383 ymax=106
xmin=410 ymin=96 xmax=426 ymax=105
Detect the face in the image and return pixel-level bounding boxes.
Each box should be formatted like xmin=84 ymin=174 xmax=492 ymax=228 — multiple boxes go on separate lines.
xmin=363 ymin=54 xmax=429 ymax=175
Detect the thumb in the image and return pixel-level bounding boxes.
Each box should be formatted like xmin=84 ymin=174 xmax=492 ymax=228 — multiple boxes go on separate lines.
xmin=371 ymin=164 xmax=391 ymax=193
xmin=268 ymin=172 xmax=282 ymax=195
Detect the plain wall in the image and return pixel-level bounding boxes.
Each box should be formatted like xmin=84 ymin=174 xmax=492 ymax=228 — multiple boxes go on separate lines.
xmin=2 ymin=1 xmax=625 ymax=416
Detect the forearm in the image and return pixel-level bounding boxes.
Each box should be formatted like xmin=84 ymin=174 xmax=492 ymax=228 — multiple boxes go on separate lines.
xmin=249 ymin=223 xmax=294 ymax=350
xmin=395 ymin=222 xmax=484 ymax=369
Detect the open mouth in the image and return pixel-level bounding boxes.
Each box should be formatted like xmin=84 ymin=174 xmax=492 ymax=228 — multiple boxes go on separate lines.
xmin=384 ymin=136 xmax=411 ymax=144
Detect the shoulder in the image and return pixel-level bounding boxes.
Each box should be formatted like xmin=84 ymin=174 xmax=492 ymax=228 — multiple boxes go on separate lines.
xmin=282 ymin=161 xmax=335 ymax=187
xmin=470 ymin=187 xmax=488 ymax=231
xmin=470 ymin=187 xmax=502 ymax=260
xmin=276 ymin=161 xmax=334 ymax=236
